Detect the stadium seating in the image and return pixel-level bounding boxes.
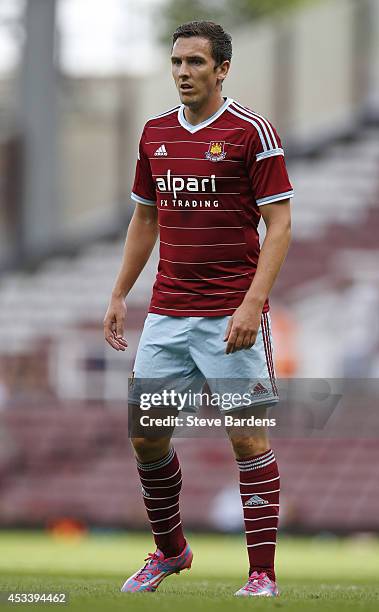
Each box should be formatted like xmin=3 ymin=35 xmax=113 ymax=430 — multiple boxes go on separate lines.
xmin=1 ymin=408 xmax=378 ymax=531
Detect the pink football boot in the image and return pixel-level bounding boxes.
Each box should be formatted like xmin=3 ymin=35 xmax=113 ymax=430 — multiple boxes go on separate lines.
xmin=235 ymin=571 xmax=279 ymax=597
xmin=121 ymin=542 xmax=193 ymax=593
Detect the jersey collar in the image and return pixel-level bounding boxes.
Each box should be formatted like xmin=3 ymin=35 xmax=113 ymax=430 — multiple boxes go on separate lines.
xmin=178 ymin=97 xmax=234 ymax=134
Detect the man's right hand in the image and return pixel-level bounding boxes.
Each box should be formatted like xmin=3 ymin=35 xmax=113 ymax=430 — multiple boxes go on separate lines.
xmin=103 ymin=296 xmax=128 ymax=351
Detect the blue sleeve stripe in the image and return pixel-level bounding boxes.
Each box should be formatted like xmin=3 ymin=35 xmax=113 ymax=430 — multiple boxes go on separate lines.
xmin=131 ymin=192 xmax=156 ymax=206
xmin=256 ymin=190 xmax=294 ymax=206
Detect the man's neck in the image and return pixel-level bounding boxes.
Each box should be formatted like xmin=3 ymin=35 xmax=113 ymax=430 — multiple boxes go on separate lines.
xmin=183 ymin=95 xmax=226 ymax=126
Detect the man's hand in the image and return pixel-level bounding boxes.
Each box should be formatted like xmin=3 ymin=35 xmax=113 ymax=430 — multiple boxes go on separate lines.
xmin=103 ymin=296 xmax=128 ymax=351
xmin=224 ymin=302 xmax=262 ymax=354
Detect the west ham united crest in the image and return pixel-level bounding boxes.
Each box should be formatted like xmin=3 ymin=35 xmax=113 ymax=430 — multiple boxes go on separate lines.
xmin=205 ymin=141 xmax=226 ymax=162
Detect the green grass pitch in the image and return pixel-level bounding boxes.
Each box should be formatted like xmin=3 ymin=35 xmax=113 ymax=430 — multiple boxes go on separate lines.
xmin=0 ymin=531 xmax=378 ymax=611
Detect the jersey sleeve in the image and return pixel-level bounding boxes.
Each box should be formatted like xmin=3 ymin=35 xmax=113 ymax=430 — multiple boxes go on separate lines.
xmin=246 ymin=120 xmax=294 ymax=206
xmin=131 ymin=127 xmax=156 ymax=206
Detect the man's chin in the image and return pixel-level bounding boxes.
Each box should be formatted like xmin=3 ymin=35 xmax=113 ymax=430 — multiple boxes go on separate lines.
xmin=179 ymin=91 xmax=197 ymax=104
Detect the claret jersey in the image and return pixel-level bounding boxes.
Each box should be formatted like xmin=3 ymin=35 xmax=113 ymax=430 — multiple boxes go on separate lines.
xmin=131 ymin=97 xmax=294 ymax=317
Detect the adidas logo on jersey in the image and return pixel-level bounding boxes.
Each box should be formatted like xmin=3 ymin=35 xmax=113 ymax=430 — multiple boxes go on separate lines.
xmin=154 ymin=145 xmax=167 ymax=156
xmin=245 ymin=494 xmax=269 ymax=507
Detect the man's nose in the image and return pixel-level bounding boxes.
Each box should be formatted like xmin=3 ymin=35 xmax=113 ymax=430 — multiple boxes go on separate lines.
xmin=178 ymin=61 xmax=189 ymax=78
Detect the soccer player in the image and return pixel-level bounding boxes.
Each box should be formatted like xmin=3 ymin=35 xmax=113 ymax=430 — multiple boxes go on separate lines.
xmin=104 ymin=21 xmax=293 ymax=597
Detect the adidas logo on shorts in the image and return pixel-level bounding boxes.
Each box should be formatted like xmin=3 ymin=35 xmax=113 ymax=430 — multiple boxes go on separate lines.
xmin=252 ymin=382 xmax=269 ymax=396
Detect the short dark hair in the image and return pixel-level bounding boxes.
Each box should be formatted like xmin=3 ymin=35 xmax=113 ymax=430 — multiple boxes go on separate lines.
xmin=172 ymin=21 xmax=232 ymax=66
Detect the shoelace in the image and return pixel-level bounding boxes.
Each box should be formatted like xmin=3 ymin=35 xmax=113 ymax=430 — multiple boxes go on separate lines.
xmin=245 ymin=572 xmax=268 ymax=593
xmin=134 ymin=552 xmax=161 ymax=582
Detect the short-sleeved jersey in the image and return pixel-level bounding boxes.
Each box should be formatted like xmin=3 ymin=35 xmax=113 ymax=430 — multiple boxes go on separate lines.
xmin=131 ymin=97 xmax=293 ymax=317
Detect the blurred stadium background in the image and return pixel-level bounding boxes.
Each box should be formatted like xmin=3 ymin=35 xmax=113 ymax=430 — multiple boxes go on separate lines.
xmin=0 ymin=0 xmax=379 ymax=564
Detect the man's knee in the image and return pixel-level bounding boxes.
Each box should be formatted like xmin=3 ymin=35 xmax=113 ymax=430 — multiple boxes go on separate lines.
xmin=131 ymin=436 xmax=171 ymax=462
xmin=229 ymin=433 xmax=269 ymax=459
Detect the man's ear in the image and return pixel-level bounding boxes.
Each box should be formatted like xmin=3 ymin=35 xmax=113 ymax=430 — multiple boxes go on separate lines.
xmin=216 ymin=60 xmax=230 ymax=87
xmin=217 ymin=60 xmax=230 ymax=81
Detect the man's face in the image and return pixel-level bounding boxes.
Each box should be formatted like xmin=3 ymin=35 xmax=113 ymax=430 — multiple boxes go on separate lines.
xmin=171 ymin=36 xmax=229 ymax=109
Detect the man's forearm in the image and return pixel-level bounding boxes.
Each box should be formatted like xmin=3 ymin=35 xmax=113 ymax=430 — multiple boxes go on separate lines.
xmin=243 ymin=222 xmax=291 ymax=308
xmin=112 ymin=210 xmax=158 ymax=298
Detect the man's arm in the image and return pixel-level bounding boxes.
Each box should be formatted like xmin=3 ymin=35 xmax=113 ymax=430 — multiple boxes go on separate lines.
xmin=224 ymin=200 xmax=291 ymax=354
xmin=103 ymin=203 xmax=158 ymax=351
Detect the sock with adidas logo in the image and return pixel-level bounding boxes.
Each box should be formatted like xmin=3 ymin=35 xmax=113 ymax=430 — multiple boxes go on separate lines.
xmin=136 ymin=447 xmax=186 ymax=558
xmin=236 ymin=449 xmax=280 ymax=581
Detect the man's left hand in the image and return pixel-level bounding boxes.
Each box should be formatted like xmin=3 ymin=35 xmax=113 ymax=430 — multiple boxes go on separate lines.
xmin=223 ymin=303 xmax=262 ymax=354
